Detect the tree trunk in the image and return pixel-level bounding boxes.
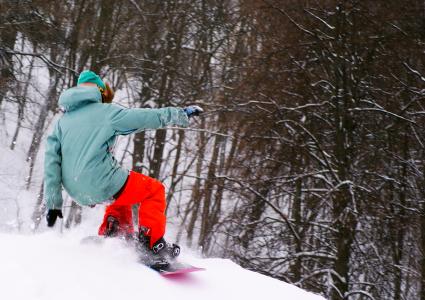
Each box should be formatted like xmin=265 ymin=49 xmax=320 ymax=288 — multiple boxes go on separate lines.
xmin=421 ymin=188 xmax=425 ymax=300
xmin=0 ymin=17 xmax=17 ymax=109
xmin=166 ymin=130 xmax=185 ymax=214
xmin=26 ymin=71 xmax=60 ymax=189
xmin=198 ymin=133 xmax=223 ymax=250
xmin=31 ymin=183 xmax=47 ymax=231
xmin=132 ymin=133 xmax=145 ymax=173
xmin=11 ymin=49 xmax=36 ymax=150
xmin=291 ymin=177 xmax=303 ymax=282
xmin=90 ymin=0 xmax=115 ymax=73
xmin=149 ymin=129 xmax=166 ymax=179
xmin=65 ymin=201 xmax=83 ymax=228
xmin=186 ymin=119 xmax=207 ymax=246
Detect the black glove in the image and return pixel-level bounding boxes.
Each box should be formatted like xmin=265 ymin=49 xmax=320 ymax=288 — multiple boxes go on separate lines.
xmin=46 ymin=209 xmax=63 ymax=227
xmin=183 ymin=105 xmax=204 ymax=118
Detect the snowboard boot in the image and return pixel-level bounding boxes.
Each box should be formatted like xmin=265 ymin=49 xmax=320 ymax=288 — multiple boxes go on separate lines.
xmin=104 ymin=216 xmax=119 ymax=237
xmin=136 ymin=227 xmax=181 ymax=270
xmin=103 ymin=216 xmax=133 ymax=240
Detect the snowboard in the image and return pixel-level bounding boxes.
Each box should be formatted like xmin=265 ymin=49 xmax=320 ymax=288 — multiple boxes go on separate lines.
xmin=80 ymin=235 xmax=205 ymax=276
xmin=150 ymin=261 xmax=205 ymax=276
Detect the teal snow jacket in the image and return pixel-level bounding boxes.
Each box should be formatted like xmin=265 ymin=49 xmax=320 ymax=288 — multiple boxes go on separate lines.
xmin=44 ymin=86 xmax=189 ymax=209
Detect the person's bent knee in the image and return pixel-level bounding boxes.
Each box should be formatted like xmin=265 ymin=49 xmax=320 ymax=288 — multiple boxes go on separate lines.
xmin=150 ymin=178 xmax=165 ymax=193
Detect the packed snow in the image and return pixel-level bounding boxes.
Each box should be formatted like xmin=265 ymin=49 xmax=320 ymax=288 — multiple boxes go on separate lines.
xmin=0 ymin=227 xmax=325 ymax=300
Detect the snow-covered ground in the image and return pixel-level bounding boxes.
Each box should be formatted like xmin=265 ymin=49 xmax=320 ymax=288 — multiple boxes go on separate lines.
xmin=0 ymin=228 xmax=325 ymax=300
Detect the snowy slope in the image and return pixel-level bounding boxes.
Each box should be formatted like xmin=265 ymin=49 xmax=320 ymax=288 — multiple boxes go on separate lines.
xmin=0 ymin=230 xmax=325 ymax=300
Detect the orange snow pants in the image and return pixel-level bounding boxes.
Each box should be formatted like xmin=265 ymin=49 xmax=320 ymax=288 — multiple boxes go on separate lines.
xmin=98 ymin=171 xmax=166 ymax=247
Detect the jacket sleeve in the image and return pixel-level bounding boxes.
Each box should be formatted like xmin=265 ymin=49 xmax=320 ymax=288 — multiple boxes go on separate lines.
xmin=44 ymin=121 xmax=64 ymax=210
xmin=109 ymin=106 xmax=190 ymax=135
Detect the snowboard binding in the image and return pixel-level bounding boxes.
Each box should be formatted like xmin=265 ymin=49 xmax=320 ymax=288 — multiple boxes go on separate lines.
xmin=104 ymin=216 xmax=119 ymax=237
xmin=103 ymin=216 xmax=134 ymax=240
xmin=136 ymin=227 xmax=180 ymax=270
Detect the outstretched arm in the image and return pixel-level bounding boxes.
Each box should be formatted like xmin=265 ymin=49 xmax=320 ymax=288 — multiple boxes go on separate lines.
xmin=109 ymin=106 xmax=191 ymax=135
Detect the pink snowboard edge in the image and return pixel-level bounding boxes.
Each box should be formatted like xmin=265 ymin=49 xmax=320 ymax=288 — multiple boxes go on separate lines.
xmin=160 ymin=267 xmax=206 ymax=276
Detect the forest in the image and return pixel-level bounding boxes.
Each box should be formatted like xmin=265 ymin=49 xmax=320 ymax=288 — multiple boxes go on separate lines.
xmin=1 ymin=1 xmax=425 ymax=299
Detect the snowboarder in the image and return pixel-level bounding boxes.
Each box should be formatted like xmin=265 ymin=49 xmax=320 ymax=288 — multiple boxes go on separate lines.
xmin=44 ymin=70 xmax=203 ymax=266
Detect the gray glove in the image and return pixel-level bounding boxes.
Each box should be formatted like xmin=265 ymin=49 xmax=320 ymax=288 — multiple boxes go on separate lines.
xmin=184 ymin=105 xmax=204 ymax=118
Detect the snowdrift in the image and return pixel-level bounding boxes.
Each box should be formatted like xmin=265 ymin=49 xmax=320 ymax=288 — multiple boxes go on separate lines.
xmin=0 ymin=231 xmax=325 ymax=300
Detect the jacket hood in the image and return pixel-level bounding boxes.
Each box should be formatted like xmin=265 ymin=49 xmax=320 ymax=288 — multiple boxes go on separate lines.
xmin=59 ymin=86 xmax=102 ymax=112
